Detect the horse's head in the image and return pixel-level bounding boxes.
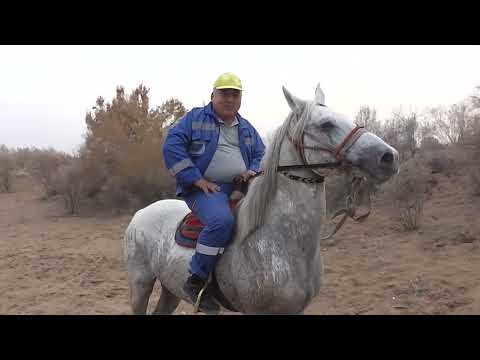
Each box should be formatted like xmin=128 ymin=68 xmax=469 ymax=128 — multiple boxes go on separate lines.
xmin=282 ymin=84 xmax=399 ymax=184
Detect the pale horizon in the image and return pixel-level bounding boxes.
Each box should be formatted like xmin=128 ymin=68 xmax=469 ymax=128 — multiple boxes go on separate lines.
xmin=1 ymin=45 xmax=480 ymax=154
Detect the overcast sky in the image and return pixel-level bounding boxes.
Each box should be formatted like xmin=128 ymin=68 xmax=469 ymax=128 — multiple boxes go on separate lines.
xmin=1 ymin=45 xmax=480 ymax=154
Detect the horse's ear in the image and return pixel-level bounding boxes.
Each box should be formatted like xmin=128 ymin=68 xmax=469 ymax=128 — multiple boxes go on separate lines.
xmin=314 ymin=83 xmax=325 ymax=105
xmin=282 ymin=86 xmax=305 ymax=115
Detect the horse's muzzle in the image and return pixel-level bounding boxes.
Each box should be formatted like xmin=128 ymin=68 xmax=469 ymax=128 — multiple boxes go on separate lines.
xmin=377 ymin=147 xmax=400 ymax=179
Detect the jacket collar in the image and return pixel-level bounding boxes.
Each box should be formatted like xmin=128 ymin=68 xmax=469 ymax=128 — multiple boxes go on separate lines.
xmin=204 ymin=102 xmax=249 ymax=130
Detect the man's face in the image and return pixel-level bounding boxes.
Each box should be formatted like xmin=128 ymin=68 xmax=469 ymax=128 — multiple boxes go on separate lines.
xmin=211 ymin=89 xmax=242 ymax=120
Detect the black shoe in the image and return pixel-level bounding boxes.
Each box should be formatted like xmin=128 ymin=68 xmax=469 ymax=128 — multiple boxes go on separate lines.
xmin=183 ymin=274 xmax=220 ymax=314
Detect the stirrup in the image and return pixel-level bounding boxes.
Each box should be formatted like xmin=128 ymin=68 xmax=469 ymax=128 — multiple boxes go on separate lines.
xmin=192 ymin=272 xmax=213 ymax=314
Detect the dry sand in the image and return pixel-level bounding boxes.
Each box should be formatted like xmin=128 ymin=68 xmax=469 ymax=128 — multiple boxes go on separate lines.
xmin=1 ymin=173 xmax=479 ymax=315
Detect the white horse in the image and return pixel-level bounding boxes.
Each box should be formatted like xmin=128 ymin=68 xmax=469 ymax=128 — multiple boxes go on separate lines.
xmin=123 ymin=85 xmax=399 ymax=315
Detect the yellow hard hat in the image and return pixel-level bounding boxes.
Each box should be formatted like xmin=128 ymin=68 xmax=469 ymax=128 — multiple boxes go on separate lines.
xmin=213 ymin=72 xmax=243 ymax=91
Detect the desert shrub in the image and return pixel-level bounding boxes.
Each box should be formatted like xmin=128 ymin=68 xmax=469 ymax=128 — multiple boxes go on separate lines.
xmin=420 ymin=136 xmax=444 ymax=152
xmin=470 ymin=168 xmax=480 ymax=196
xmin=53 ymin=160 xmax=84 ymax=214
xmin=81 ymin=84 xmax=185 ymax=212
xmin=384 ymin=159 xmax=428 ymax=230
xmin=422 ymin=146 xmax=472 ymax=177
xmin=28 ymin=148 xmax=70 ymax=198
xmin=96 ymin=176 xmax=132 ymax=213
xmin=93 ymin=168 xmax=174 ymax=213
xmin=426 ymin=155 xmax=454 ymax=175
xmin=0 ymin=149 xmax=14 ymax=192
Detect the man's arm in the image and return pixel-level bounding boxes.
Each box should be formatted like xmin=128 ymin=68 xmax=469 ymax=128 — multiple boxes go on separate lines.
xmin=162 ymin=114 xmax=203 ymax=188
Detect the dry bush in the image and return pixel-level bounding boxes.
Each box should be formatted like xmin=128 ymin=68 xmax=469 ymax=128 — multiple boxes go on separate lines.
xmin=470 ymin=168 xmax=480 ymax=196
xmin=383 ymin=159 xmax=428 ymax=231
xmin=448 ymin=145 xmax=474 ymax=169
xmin=426 ymin=154 xmax=454 ymax=175
xmin=422 ymin=146 xmax=472 ymax=177
xmin=398 ymin=195 xmax=424 ymax=231
xmin=96 ymin=176 xmax=132 ymax=213
xmin=53 ymin=160 xmax=84 ymax=214
xmin=469 ymin=122 xmax=480 ymax=195
xmin=3 ymin=85 xmax=184 ymax=214
xmin=27 ymin=148 xmax=71 ymax=198
xmin=96 ymin=169 xmax=174 ymax=213
xmin=125 ymin=169 xmax=174 ymax=209
xmin=468 ymin=118 xmax=480 ymax=155
xmin=0 ymin=150 xmax=14 ymax=192
xmin=420 ymin=136 xmax=444 ymax=152
xmin=10 ymin=147 xmax=36 ymax=170
xmin=79 ymin=156 xmax=109 ymax=199
xmin=80 ymin=84 xmax=183 ymax=212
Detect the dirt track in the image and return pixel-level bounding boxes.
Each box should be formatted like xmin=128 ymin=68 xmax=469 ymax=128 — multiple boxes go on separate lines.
xmin=1 ymin=174 xmax=480 ymax=314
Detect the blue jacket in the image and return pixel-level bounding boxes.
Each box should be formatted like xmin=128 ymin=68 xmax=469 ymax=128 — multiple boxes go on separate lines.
xmin=162 ymin=102 xmax=266 ymax=197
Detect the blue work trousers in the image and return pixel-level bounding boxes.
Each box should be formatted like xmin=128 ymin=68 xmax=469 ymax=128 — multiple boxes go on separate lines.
xmin=183 ymin=183 xmax=234 ymax=279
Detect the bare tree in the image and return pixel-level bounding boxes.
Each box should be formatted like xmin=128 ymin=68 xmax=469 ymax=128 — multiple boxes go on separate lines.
xmin=355 ymin=105 xmax=383 ymax=136
xmin=394 ymin=109 xmax=419 ymax=158
xmin=381 ymin=116 xmax=401 ymax=153
xmin=418 ymin=111 xmax=441 ymax=151
xmin=428 ymin=102 xmax=472 ymax=145
xmin=471 ymin=86 xmax=480 ymax=109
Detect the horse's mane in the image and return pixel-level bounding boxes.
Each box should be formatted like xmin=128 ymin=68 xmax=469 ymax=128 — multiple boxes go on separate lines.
xmin=238 ymin=101 xmax=316 ymax=241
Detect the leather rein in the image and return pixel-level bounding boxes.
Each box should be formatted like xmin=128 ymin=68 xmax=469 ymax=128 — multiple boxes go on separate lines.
xmin=251 ymin=104 xmax=372 ymax=242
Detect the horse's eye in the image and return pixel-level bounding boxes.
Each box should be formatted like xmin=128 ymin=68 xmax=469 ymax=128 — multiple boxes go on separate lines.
xmin=321 ymin=121 xmax=334 ymax=131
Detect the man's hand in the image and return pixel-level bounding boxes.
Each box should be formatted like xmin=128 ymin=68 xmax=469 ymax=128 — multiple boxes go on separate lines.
xmin=194 ymin=178 xmax=220 ymax=195
xmin=234 ymin=170 xmax=257 ymax=183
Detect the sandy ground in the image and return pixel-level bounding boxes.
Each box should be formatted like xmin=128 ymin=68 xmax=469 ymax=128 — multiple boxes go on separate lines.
xmin=1 ymin=173 xmax=480 ymax=315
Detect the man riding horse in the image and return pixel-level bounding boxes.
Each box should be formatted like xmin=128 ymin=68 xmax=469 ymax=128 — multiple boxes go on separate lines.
xmin=162 ymin=73 xmax=266 ymax=313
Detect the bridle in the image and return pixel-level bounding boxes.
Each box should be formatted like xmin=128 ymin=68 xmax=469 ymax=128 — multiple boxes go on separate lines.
xmin=277 ymin=103 xmax=367 ymax=181
xmin=252 ymin=104 xmax=372 ymax=242
xmin=251 ymin=104 xmax=369 ymax=180
xmin=279 ymin=124 xmax=366 ymax=177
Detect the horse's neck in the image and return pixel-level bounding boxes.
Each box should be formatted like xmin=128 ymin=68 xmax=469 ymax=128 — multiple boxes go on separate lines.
xmin=278 ymin=135 xmax=319 ymax=179
xmin=235 ymin=151 xmax=326 ymax=249
xmin=268 ymin=135 xmax=327 ymax=235
xmin=267 ymin=174 xmax=326 ymax=237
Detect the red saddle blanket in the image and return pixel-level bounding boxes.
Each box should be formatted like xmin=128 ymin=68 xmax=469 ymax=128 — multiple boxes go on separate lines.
xmin=175 ymin=199 xmax=240 ymax=248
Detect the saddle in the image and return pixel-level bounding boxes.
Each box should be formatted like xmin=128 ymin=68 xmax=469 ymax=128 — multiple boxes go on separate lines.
xmin=175 ymin=199 xmax=241 ymax=248
xmin=174 ymin=179 xmax=248 ymax=249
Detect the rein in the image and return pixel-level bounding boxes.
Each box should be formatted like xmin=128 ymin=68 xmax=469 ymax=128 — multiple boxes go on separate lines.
xmin=320 ymin=176 xmax=371 ymax=244
xmin=250 ymin=106 xmax=372 ymax=243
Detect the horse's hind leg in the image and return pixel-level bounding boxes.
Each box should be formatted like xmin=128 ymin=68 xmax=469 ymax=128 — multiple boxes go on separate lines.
xmin=128 ymin=268 xmax=156 ymax=315
xmin=152 ymin=284 xmax=181 ymax=315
